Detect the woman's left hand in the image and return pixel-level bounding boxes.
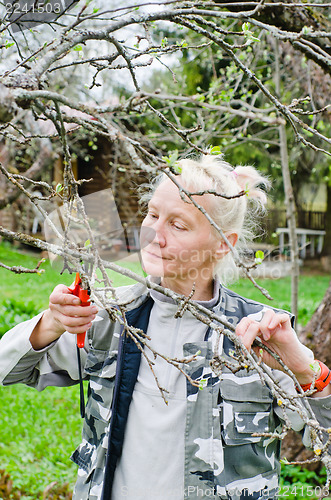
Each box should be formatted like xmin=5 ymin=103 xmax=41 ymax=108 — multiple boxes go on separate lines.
xmin=235 ymin=309 xmax=315 ymax=385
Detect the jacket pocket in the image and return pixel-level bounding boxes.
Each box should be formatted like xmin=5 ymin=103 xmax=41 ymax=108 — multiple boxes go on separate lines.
xmin=220 ymin=375 xmax=274 ymax=446
xmin=71 ymin=440 xmax=106 ymax=499
xmin=71 ymin=440 xmax=97 ymax=481
xmin=84 ymin=347 xmax=117 ymax=379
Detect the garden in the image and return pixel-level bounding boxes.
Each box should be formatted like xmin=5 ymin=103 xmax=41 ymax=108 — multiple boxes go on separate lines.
xmin=0 ymin=1 xmax=330 ymax=498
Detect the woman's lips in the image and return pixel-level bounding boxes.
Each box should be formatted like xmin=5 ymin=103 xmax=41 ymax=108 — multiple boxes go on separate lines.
xmin=143 ymin=249 xmax=171 ymax=260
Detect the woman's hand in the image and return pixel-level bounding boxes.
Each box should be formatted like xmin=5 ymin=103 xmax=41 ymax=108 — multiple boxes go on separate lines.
xmin=49 ymin=284 xmax=98 ymax=335
xmin=30 ymin=284 xmax=98 ymax=350
xmin=235 ymin=309 xmax=317 ymax=386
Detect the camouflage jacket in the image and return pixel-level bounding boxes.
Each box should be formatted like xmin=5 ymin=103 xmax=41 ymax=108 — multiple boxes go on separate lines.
xmin=69 ymin=282 xmax=330 ymax=500
xmin=1 ymin=282 xmax=331 ymax=500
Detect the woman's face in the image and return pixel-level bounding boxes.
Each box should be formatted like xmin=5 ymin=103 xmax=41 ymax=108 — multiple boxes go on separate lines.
xmin=140 ymin=178 xmax=226 ymax=285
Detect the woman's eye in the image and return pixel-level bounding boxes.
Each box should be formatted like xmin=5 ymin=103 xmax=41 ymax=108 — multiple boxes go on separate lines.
xmin=173 ymin=223 xmax=185 ymax=230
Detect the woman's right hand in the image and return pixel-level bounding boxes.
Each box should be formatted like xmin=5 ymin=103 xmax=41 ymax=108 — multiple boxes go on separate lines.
xmin=49 ymin=284 xmax=98 ymax=335
xmin=30 ymin=284 xmax=98 ymax=350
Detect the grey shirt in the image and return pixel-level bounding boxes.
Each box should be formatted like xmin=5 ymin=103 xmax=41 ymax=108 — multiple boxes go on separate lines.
xmin=111 ymin=283 xmax=219 ymax=500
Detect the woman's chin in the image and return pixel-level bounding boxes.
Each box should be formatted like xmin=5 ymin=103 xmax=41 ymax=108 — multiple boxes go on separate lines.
xmin=143 ymin=265 xmax=165 ymax=278
xmin=140 ymin=254 xmax=165 ymax=277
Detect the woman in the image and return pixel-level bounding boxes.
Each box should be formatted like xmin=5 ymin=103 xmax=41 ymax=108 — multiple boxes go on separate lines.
xmin=0 ymin=154 xmax=330 ymax=500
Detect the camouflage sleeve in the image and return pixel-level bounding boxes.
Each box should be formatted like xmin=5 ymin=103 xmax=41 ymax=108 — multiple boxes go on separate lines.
xmin=273 ymin=368 xmax=331 ymax=447
xmin=0 ymin=311 xmax=88 ymax=390
xmin=307 ymin=395 xmax=331 ymax=435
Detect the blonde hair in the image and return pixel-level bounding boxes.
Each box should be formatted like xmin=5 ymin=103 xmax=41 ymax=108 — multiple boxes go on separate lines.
xmin=141 ymin=153 xmax=270 ymax=284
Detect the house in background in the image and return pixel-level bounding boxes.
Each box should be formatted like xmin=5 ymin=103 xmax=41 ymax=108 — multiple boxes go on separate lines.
xmin=0 ymin=109 xmax=150 ymax=249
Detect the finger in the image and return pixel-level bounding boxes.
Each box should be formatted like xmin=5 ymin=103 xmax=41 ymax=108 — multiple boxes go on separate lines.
xmin=50 ymin=285 xmax=81 ymax=306
xmin=239 ymin=321 xmax=261 ymax=351
xmin=65 ymin=323 xmax=93 ymax=335
xmin=235 ymin=317 xmax=254 ymax=337
xmin=58 ymin=303 xmax=98 ymax=318
xmin=258 ymin=309 xmax=276 ymax=341
xmin=268 ymin=312 xmax=291 ymax=330
xmin=56 ymin=312 xmax=95 ymax=334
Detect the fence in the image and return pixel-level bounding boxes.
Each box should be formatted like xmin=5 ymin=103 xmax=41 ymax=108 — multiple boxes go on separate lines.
xmin=262 ymin=209 xmax=326 ymax=240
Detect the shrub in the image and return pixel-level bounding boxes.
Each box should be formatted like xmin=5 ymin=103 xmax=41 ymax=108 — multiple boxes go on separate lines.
xmin=0 ymin=298 xmax=41 ymax=339
xmin=279 ymin=464 xmax=328 ymax=500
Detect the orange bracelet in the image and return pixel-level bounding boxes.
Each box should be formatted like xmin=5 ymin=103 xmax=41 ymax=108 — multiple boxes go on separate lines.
xmin=300 ymin=360 xmax=331 ymax=393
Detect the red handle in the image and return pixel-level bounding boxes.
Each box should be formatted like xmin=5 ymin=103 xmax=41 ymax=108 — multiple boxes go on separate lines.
xmin=69 ymin=272 xmax=90 ymax=348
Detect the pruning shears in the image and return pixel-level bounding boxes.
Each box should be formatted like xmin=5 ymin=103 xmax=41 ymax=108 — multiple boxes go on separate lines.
xmin=69 ymin=270 xmax=91 ymax=418
xmin=69 ymin=272 xmax=91 ymax=348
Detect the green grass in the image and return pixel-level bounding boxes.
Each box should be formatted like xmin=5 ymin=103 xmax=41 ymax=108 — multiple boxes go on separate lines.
xmin=0 ymin=241 xmax=73 ymax=309
xmin=231 ymin=272 xmax=330 ymax=327
xmin=0 ymin=385 xmax=82 ymax=498
xmin=0 ymin=243 xmax=79 ymax=498
xmin=0 ymin=241 xmax=329 ymax=498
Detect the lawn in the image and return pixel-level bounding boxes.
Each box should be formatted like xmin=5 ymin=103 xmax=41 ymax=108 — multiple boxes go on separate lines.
xmin=0 ymin=241 xmax=329 ymax=499
xmin=231 ymin=270 xmax=330 ymax=327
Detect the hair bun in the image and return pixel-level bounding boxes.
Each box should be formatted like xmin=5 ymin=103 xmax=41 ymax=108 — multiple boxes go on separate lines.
xmin=233 ymin=166 xmax=270 ymax=206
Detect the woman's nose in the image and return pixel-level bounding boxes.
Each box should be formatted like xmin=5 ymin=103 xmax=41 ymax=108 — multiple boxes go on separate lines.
xmin=140 ymin=221 xmax=166 ymax=248
xmin=154 ymin=227 xmax=166 ymax=247
xmin=151 ymin=219 xmax=167 ymax=247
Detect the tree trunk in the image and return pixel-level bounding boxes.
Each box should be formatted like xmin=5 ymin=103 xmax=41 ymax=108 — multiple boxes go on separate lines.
xmin=275 ymin=40 xmax=300 ymax=320
xmin=321 ymin=183 xmax=331 ymax=272
xmin=280 ymin=280 xmax=331 ymax=469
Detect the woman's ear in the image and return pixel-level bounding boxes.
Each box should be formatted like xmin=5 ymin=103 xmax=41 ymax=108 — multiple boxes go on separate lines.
xmin=214 ymin=232 xmax=238 ymax=260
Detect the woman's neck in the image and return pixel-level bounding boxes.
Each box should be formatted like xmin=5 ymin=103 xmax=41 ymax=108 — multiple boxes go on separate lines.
xmin=161 ymin=276 xmax=215 ymax=301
